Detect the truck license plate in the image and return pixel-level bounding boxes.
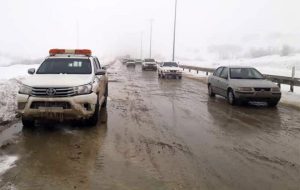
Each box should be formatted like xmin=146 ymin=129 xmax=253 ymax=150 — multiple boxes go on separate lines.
xmin=39 ymin=107 xmax=64 ymax=119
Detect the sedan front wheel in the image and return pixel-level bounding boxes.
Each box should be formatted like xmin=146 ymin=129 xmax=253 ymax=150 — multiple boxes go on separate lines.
xmin=227 ymin=89 xmax=237 ymax=105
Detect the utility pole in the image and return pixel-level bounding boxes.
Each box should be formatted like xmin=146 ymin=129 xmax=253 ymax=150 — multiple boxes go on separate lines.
xmin=76 ymin=19 xmax=79 ymax=48
xmin=140 ymin=32 xmax=143 ymax=59
xmin=172 ymin=0 xmax=178 ymax=61
xmin=149 ymin=19 xmax=154 ymax=58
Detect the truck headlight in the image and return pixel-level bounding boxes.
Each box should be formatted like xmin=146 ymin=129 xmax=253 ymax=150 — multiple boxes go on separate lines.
xmin=19 ymin=85 xmax=32 ymax=95
xmin=75 ymin=84 xmax=92 ymax=95
xmin=236 ymin=87 xmax=253 ymax=92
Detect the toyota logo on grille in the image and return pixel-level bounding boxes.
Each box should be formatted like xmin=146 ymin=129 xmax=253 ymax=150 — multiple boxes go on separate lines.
xmin=46 ymin=88 xmax=56 ymax=96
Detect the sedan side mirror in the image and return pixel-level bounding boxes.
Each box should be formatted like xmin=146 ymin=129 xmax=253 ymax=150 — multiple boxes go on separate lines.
xmin=28 ymin=68 xmax=35 ymax=75
xmin=102 ymin=66 xmax=107 ymax=70
xmin=95 ymin=69 xmax=106 ymax=75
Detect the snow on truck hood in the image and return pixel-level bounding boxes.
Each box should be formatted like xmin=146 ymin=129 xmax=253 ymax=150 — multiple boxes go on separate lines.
xmin=22 ymin=74 xmax=94 ymax=87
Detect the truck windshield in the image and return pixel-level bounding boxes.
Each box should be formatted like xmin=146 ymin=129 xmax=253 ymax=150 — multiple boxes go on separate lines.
xmin=37 ymin=58 xmax=92 ymax=74
xmin=163 ymin=62 xmax=178 ymax=67
xmin=230 ymin=68 xmax=264 ymax=79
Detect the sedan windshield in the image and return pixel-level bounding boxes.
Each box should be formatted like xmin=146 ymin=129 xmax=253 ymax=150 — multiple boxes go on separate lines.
xmin=163 ymin=62 xmax=178 ymax=67
xmin=145 ymin=59 xmax=155 ymax=62
xmin=37 ymin=58 xmax=92 ymax=74
xmin=230 ymin=68 xmax=264 ymax=79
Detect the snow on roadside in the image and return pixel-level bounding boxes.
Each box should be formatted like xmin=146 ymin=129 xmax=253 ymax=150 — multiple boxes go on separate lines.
xmin=0 ymin=79 xmax=22 ymax=124
xmin=0 ymin=64 xmax=39 ymax=81
xmin=281 ymin=92 xmax=300 ymax=109
xmin=0 ymin=63 xmax=39 ymax=124
xmin=0 ymin=155 xmax=18 ymax=176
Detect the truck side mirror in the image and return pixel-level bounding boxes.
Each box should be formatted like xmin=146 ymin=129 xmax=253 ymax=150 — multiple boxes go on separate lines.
xmin=28 ymin=68 xmax=35 ymax=75
xmin=95 ymin=69 xmax=106 ymax=75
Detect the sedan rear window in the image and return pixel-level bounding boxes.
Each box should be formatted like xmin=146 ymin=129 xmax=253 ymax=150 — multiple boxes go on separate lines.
xmin=230 ymin=68 xmax=264 ymax=79
xmin=37 ymin=58 xmax=92 ymax=74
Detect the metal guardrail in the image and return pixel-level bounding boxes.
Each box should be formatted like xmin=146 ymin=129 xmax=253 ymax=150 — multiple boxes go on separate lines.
xmin=180 ymin=65 xmax=300 ymax=92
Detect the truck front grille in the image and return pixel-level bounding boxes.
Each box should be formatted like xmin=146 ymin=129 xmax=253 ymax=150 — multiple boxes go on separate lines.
xmin=31 ymin=87 xmax=76 ymax=97
xmin=30 ymin=101 xmax=71 ymax=109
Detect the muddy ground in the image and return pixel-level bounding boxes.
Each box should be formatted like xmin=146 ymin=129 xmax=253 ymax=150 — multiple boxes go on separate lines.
xmin=0 ymin=62 xmax=299 ymax=190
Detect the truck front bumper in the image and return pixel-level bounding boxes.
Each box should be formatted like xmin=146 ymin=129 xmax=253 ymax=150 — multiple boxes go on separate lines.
xmin=17 ymin=93 xmax=98 ymax=120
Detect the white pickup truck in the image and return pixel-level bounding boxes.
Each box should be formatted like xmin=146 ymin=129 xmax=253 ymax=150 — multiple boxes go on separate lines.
xmin=17 ymin=49 xmax=108 ymax=127
xmin=158 ymin=62 xmax=182 ymax=79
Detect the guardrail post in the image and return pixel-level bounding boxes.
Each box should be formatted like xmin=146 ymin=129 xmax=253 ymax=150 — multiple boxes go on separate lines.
xmin=206 ymin=72 xmax=208 ymax=76
xmin=290 ymin=82 xmax=294 ymax=92
xmin=189 ymin=69 xmax=191 ymax=72
xmin=197 ymin=70 xmax=199 ymax=74
xmin=290 ymin=66 xmax=295 ymax=92
xmin=277 ymin=83 xmax=281 ymax=88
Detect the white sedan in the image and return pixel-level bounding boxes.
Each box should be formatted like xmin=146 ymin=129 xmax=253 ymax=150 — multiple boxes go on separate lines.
xmin=158 ymin=62 xmax=182 ymax=79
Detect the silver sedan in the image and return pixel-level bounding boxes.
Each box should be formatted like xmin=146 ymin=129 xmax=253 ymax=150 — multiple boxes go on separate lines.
xmin=207 ymin=66 xmax=281 ymax=106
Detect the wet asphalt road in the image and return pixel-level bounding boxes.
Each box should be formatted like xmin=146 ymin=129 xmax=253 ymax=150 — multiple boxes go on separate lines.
xmin=0 ymin=61 xmax=300 ymax=190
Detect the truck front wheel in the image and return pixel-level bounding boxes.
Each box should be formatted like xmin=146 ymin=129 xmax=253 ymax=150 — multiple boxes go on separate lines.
xmin=22 ymin=117 xmax=35 ymax=128
xmin=86 ymin=99 xmax=100 ymax=126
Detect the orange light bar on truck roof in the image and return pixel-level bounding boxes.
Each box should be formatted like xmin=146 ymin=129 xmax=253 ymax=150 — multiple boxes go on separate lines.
xmin=49 ymin=49 xmax=92 ymax=56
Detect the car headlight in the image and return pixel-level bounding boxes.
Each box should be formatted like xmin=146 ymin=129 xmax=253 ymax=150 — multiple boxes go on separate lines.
xmin=74 ymin=84 xmax=92 ymax=95
xmin=19 ymin=85 xmax=32 ymax=95
xmin=236 ymin=87 xmax=253 ymax=92
xmin=271 ymin=87 xmax=281 ymax=92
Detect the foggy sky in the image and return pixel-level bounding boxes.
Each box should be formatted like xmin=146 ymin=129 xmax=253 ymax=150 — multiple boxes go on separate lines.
xmin=1 ymin=0 xmax=300 ymax=60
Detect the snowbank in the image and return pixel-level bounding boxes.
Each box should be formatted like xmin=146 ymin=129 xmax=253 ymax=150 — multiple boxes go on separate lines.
xmin=0 ymin=155 xmax=18 ymax=175
xmin=0 ymin=79 xmax=22 ymax=124
xmin=0 ymin=64 xmax=39 ymax=81
xmin=281 ymin=92 xmax=300 ymax=109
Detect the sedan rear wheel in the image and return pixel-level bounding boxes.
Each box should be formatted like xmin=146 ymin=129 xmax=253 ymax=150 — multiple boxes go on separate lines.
xmin=208 ymin=85 xmax=215 ymax=97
